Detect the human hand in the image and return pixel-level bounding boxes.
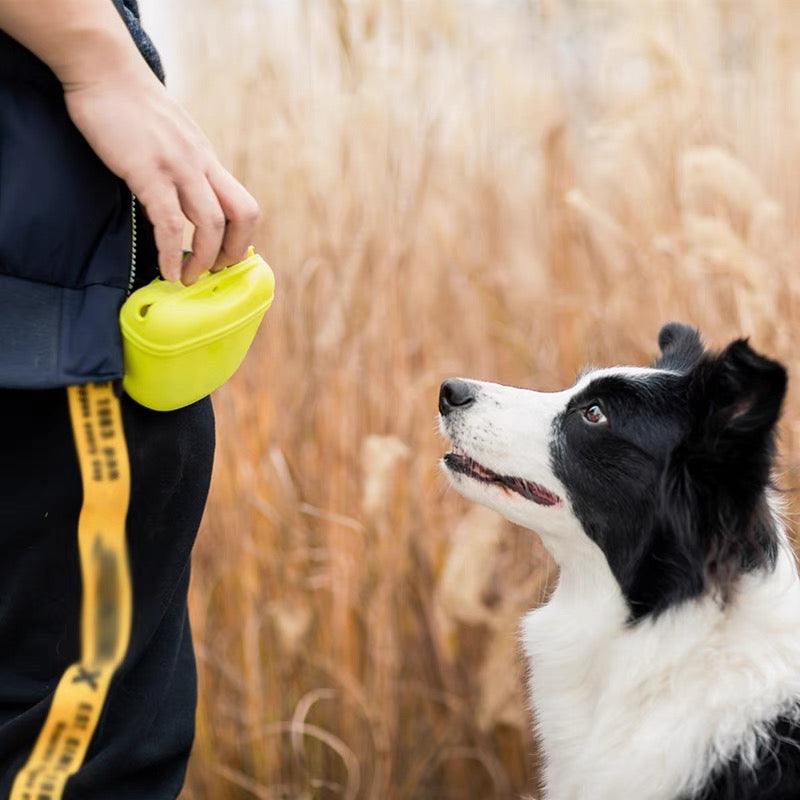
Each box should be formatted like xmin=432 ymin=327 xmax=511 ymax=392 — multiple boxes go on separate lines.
xmin=64 ymin=68 xmax=260 ymax=285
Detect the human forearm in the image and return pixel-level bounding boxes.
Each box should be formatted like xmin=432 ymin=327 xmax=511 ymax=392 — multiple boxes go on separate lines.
xmin=0 ymin=0 xmax=153 ymax=89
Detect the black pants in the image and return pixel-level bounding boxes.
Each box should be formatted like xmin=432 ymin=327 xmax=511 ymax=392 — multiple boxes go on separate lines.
xmin=0 ymin=388 xmax=215 ymax=799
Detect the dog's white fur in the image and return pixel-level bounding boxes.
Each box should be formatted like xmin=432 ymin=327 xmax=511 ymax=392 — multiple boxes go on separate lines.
xmin=440 ymin=370 xmax=800 ymax=800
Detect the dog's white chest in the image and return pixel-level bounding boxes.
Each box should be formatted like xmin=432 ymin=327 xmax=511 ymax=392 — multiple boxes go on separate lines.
xmin=524 ymin=623 xmax=694 ymax=798
xmin=521 ymin=561 xmax=800 ymax=800
xmin=519 ymin=592 xmax=686 ymax=800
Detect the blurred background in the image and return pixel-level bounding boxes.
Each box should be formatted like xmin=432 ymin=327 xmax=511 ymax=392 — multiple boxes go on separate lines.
xmin=138 ymin=1 xmax=800 ymax=797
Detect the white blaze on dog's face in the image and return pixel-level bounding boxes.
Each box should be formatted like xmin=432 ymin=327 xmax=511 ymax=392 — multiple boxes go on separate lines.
xmin=438 ymin=323 xmax=789 ymax=622
xmin=438 ymin=377 xmax=577 ymax=539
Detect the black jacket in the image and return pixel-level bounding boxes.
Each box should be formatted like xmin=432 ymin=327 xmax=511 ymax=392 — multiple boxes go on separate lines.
xmin=0 ymin=1 xmax=162 ymax=388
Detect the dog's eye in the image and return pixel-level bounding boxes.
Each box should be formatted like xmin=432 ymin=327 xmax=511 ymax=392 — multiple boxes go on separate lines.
xmin=582 ymin=404 xmax=607 ymax=425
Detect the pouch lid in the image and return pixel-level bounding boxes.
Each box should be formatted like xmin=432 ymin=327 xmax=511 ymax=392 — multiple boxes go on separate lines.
xmin=120 ymin=248 xmax=275 ymax=355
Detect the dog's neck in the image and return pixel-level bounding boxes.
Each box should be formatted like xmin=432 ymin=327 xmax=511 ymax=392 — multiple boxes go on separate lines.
xmin=522 ymin=524 xmax=800 ymax=800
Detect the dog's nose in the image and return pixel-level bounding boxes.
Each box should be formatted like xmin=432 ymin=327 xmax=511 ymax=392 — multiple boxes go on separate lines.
xmin=439 ymin=379 xmax=475 ymax=415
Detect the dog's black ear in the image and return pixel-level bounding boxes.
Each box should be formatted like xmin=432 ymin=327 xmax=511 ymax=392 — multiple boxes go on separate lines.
xmin=686 ymin=339 xmax=786 ymax=449
xmin=653 ymin=322 xmax=704 ymax=372
xmin=628 ymin=339 xmax=787 ymax=621
xmin=674 ymin=339 xmax=785 ymax=599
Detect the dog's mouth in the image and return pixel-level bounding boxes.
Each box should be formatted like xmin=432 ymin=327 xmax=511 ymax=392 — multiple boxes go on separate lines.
xmin=443 ymin=447 xmax=561 ymax=507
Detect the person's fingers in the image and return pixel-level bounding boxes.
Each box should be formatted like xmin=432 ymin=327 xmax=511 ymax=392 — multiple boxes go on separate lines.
xmin=135 ymin=180 xmax=185 ymax=281
xmin=177 ymin=175 xmax=226 ymax=284
xmin=123 ymin=137 xmax=257 ymax=283
xmin=207 ymin=162 xmax=260 ymax=272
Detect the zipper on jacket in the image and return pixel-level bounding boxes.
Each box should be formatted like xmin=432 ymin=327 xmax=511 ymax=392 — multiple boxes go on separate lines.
xmin=126 ymin=192 xmax=138 ymax=296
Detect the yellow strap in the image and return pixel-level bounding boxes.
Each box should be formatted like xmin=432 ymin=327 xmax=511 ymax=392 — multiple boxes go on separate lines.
xmin=10 ymin=383 xmax=133 ymax=800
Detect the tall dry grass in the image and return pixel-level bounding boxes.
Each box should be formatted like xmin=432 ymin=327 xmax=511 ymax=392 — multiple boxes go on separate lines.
xmin=159 ymin=1 xmax=800 ymax=797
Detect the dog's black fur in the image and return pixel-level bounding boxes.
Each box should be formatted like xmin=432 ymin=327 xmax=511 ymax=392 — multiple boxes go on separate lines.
xmin=551 ymin=323 xmax=786 ymax=622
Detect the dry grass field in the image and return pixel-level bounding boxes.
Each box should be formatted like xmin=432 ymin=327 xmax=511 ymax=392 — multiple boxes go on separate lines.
xmin=150 ymin=1 xmax=800 ymax=797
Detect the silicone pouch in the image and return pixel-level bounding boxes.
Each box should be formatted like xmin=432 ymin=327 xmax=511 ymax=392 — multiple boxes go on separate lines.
xmin=120 ymin=247 xmax=275 ymax=411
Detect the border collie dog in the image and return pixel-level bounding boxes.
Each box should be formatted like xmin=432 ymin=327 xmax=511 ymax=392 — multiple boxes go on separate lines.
xmin=438 ymin=323 xmax=800 ymax=800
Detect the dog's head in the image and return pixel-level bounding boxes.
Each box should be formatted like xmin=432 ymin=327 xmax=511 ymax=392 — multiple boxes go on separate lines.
xmin=439 ymin=323 xmax=787 ymax=620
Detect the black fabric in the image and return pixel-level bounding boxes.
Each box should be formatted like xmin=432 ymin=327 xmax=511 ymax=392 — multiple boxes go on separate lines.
xmin=0 ymin=274 xmax=128 ymax=388
xmin=111 ymin=0 xmax=165 ymax=82
xmin=0 ymin=0 xmax=162 ymax=388
xmin=0 ymin=388 xmax=215 ymax=799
